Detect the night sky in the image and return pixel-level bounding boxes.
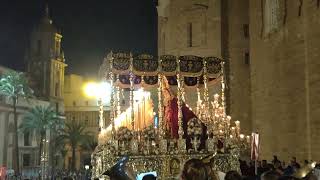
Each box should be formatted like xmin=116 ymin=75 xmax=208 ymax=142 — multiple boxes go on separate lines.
xmin=0 ymin=0 xmax=158 ymax=76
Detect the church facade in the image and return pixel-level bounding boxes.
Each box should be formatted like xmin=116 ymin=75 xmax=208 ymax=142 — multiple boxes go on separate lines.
xmin=25 ymin=6 xmax=67 ymax=115
xmin=157 ymin=0 xmax=320 ymax=161
xmin=0 ymin=5 xmax=67 ymax=177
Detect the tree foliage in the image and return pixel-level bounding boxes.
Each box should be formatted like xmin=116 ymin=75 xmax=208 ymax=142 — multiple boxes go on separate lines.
xmin=0 ymin=70 xmax=33 ymax=101
xmin=57 ymin=121 xmax=92 ymax=170
xmin=0 ymin=70 xmax=33 ymax=174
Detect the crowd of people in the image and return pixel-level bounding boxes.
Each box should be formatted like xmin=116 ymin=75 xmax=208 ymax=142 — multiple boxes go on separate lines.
xmin=4 ymin=169 xmax=91 ymax=180
xmin=7 ymin=156 xmax=320 ymax=180
xmin=103 ymin=155 xmax=320 ymax=180
xmin=239 ymin=156 xmax=310 ymax=177
xmin=178 ymin=156 xmax=320 ymax=180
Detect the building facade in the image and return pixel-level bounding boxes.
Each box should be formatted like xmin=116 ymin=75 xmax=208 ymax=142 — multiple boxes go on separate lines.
xmin=25 ymin=5 xmax=67 ymax=115
xmin=157 ymin=0 xmax=320 ymax=161
xmin=0 ymin=5 xmax=68 ymax=177
xmin=249 ymin=0 xmax=320 ymax=160
xmin=157 ymin=0 xmax=226 ymax=112
xmin=64 ymin=74 xmax=109 ymax=170
xmin=0 ymin=66 xmax=51 ymax=177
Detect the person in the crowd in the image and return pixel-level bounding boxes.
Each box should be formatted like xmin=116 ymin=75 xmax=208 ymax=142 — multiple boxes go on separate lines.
xmin=247 ymin=161 xmax=255 ymax=177
xmin=261 ymin=170 xmax=281 ymax=180
xmin=313 ymin=163 xmax=320 ymax=180
xmin=258 ymin=160 xmax=270 ymax=176
xmin=274 ymin=161 xmax=284 ymax=175
xmin=283 ymin=164 xmax=295 ymax=176
xmin=180 ymin=158 xmax=208 ymax=180
xmin=142 ymin=174 xmax=157 ymax=180
xmin=272 ymin=156 xmax=281 ymax=166
xmin=304 ymin=160 xmax=309 ymax=166
xmin=267 ymin=163 xmax=275 ymax=171
xmin=224 ymin=171 xmax=242 ymax=180
xmin=304 ymin=173 xmax=318 ymax=180
xmin=278 ymin=176 xmax=299 ymax=180
xmin=282 ymin=161 xmax=286 ymax=169
xmin=291 ymin=157 xmax=301 ymax=169
xmin=239 ymin=159 xmax=249 ymax=176
xmin=202 ymin=154 xmax=225 ymax=180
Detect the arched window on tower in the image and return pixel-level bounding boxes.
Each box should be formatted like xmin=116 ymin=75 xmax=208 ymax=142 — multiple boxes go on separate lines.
xmin=264 ymin=0 xmax=280 ymax=34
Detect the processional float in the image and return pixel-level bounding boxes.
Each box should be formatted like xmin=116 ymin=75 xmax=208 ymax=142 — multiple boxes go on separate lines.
xmin=92 ymin=52 xmax=251 ymax=179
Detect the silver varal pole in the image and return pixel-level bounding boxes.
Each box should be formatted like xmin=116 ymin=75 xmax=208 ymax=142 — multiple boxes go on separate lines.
xmin=129 ymin=53 xmax=135 ymax=131
xmin=176 ymin=57 xmax=184 ymax=139
xmin=157 ymin=59 xmax=163 ymax=137
xmin=116 ymin=75 xmax=121 ymax=117
xmin=109 ymin=53 xmax=115 ymax=137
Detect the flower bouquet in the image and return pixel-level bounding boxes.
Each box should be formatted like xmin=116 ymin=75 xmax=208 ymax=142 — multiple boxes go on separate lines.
xmin=116 ymin=126 xmax=133 ymax=155
xmin=142 ymin=125 xmax=156 ymax=141
xmin=187 ymin=118 xmax=202 ymax=152
xmin=187 ymin=118 xmax=202 ymax=137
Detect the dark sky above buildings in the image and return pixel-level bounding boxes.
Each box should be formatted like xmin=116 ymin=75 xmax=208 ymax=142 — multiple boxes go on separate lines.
xmin=0 ymin=0 xmax=158 ymax=76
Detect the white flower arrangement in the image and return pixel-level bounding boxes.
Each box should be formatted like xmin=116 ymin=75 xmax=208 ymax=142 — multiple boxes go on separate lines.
xmin=117 ymin=126 xmax=133 ymax=141
xmin=187 ymin=118 xmax=202 ymax=137
xmin=142 ymin=125 xmax=156 ymax=140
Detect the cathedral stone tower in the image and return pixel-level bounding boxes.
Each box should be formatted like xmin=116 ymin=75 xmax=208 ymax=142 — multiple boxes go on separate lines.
xmin=25 ymin=5 xmax=67 ymax=114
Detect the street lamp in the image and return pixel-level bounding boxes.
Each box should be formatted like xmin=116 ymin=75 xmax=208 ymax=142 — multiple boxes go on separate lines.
xmin=40 ymin=138 xmax=49 ymax=180
xmin=83 ymin=82 xmax=111 ymax=130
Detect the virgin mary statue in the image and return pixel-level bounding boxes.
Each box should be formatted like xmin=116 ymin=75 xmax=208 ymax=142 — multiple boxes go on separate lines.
xmin=161 ymin=77 xmax=207 ymax=149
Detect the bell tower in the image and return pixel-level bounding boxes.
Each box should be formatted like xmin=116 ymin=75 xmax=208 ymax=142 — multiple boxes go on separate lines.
xmin=25 ymin=4 xmax=67 ymax=113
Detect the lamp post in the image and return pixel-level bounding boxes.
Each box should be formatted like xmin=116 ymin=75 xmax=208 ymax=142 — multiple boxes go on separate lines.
xmin=40 ymin=138 xmax=49 ymax=180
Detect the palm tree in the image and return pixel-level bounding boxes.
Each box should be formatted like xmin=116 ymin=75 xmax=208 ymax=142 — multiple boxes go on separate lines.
xmin=0 ymin=70 xmax=33 ymax=174
xmin=19 ymin=105 xmax=63 ymax=165
xmin=57 ymin=121 xmax=92 ymax=171
xmin=80 ymin=138 xmax=98 ymax=152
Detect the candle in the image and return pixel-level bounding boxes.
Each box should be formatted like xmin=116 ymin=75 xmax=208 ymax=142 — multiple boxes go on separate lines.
xmin=246 ymin=135 xmax=250 ymax=143
xmin=226 ymin=116 xmax=231 ymax=126
xmin=231 ymin=127 xmax=236 ymax=136
xmin=233 ymin=121 xmax=239 ymax=137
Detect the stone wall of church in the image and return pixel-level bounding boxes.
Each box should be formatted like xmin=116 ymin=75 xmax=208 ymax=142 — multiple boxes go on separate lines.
xmin=249 ymin=0 xmax=320 ymax=160
xmin=158 ymin=0 xmax=222 ymax=57
xmin=224 ymin=0 xmax=252 ymax=134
